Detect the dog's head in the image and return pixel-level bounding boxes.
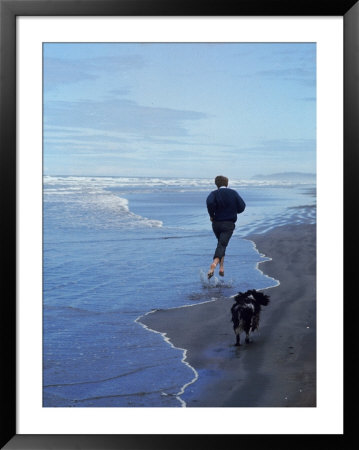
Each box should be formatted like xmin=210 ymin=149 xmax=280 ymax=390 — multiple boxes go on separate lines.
xmin=233 ymin=290 xmax=270 ymax=306
xmin=233 ymin=291 xmax=249 ymax=303
xmin=246 ymin=289 xmax=270 ymax=306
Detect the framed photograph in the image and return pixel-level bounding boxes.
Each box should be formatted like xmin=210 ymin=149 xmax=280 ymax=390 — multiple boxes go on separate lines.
xmin=1 ymin=0 xmax=356 ymax=448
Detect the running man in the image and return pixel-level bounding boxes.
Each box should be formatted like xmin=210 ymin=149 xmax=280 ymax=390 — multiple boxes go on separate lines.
xmin=206 ymin=175 xmax=246 ymax=279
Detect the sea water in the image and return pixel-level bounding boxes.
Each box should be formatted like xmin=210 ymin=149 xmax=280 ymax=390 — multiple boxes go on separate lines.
xmin=43 ymin=176 xmax=315 ymax=407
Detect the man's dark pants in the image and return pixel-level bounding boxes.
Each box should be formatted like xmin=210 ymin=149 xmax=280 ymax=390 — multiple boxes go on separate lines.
xmin=212 ymin=221 xmax=235 ymax=260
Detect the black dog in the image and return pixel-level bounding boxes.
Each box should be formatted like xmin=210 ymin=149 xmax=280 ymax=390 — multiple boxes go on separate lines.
xmin=231 ymin=290 xmax=270 ymax=346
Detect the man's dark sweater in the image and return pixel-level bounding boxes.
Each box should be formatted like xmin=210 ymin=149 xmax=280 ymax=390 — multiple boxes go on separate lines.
xmin=206 ymin=187 xmax=246 ymax=223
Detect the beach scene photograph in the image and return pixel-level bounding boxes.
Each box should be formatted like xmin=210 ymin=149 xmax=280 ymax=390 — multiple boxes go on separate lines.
xmin=43 ymin=42 xmax=316 ymax=408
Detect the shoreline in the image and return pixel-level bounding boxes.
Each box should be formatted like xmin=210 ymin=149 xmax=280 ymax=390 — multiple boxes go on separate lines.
xmin=139 ymin=223 xmax=316 ymax=407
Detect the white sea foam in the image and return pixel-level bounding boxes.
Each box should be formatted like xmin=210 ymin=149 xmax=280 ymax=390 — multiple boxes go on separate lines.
xmin=135 ymin=312 xmax=199 ymax=408
xmin=246 ymin=239 xmax=280 ymax=291
xmin=238 ymin=204 xmax=316 ymax=237
xmin=44 ymin=175 xmax=315 ymax=191
xmin=43 ymin=176 xmax=163 ymax=229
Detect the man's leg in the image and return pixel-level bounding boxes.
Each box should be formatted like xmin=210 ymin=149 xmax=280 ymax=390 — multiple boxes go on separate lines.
xmin=208 ymin=222 xmax=235 ymax=278
xmin=214 ymin=222 xmax=235 ymax=260
xmin=208 ymin=257 xmax=220 ymax=278
xmin=219 ymin=257 xmax=225 ymax=276
xmin=208 ymin=222 xmax=221 ymax=278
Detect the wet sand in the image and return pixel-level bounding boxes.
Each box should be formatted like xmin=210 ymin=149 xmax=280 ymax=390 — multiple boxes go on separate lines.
xmin=140 ymin=223 xmax=316 ymax=407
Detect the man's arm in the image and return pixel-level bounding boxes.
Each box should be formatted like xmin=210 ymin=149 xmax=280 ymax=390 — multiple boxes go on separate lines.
xmin=235 ymin=192 xmax=246 ymax=214
xmin=206 ymin=191 xmax=217 ymax=220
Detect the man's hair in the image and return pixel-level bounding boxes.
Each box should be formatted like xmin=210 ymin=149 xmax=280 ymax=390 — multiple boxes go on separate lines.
xmin=215 ymin=175 xmax=229 ymax=188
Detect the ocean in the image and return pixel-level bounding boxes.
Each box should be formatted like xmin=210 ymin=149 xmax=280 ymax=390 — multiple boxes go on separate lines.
xmin=43 ymin=176 xmax=316 ymax=407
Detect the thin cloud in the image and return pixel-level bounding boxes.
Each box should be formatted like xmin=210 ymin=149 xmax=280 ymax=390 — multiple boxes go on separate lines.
xmin=44 ymin=98 xmax=208 ymax=138
xmin=44 ymin=55 xmax=145 ymax=87
xmin=215 ymin=138 xmax=316 ymax=158
xmin=254 ymin=67 xmax=316 ymax=87
xmin=237 ymin=66 xmax=315 ymax=87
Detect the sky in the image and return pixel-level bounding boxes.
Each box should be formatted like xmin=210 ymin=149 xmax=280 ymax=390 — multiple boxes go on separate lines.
xmin=43 ymin=43 xmax=316 ymax=179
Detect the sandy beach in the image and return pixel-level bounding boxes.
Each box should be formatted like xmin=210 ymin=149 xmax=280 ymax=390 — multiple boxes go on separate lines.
xmin=140 ymin=223 xmax=316 ymax=407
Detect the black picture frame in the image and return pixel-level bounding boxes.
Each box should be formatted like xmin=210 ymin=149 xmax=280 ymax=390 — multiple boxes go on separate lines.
xmin=1 ymin=0 xmax=357 ymax=448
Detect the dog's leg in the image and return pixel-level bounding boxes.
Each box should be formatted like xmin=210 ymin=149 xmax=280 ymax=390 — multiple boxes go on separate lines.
xmin=245 ymin=333 xmax=250 ymax=344
xmin=235 ymin=333 xmax=240 ymax=346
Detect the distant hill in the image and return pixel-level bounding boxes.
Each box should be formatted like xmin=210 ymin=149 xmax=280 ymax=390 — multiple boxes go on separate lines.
xmin=252 ymin=172 xmax=316 ymax=183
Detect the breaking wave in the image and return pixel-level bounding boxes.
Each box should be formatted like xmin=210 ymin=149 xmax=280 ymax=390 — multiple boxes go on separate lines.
xmin=43 ymin=176 xmax=163 ymax=230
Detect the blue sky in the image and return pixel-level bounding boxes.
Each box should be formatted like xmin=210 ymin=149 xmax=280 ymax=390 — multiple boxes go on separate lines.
xmin=43 ymin=43 xmax=316 ymax=178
